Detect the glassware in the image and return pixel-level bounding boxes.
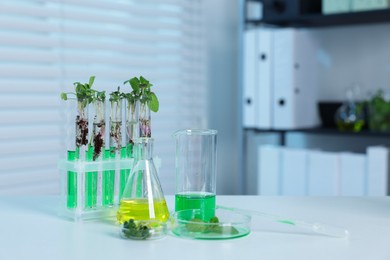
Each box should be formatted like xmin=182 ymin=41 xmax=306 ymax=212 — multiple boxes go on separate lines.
xmin=64 ymin=98 xmax=78 ymax=209
xmin=108 ymin=97 xmax=122 ymax=203
xmin=85 ymin=99 xmax=106 ymax=208
xmin=110 ymin=98 xmax=122 ymax=156
xmin=91 ymin=100 xmax=106 ymax=161
xmin=139 ymin=101 xmax=151 ymax=137
xmin=75 ymin=98 xmax=94 ymax=208
xmin=119 ymin=99 xmax=139 ymax=199
xmin=75 ymin=98 xmax=89 ymax=160
xmin=171 ymin=207 xmax=251 ymax=240
xmin=335 ymin=86 xmax=365 ymax=132
xmin=174 ymin=129 xmax=218 ymax=222
xmin=125 ymin=99 xmax=139 ymax=156
xmin=117 ymin=137 xmax=169 ymax=239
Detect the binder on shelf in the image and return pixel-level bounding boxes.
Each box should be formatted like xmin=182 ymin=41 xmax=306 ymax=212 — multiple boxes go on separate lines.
xmin=257 ymin=28 xmax=273 ymax=129
xmin=258 ymin=145 xmax=281 ymax=195
xmin=281 ymin=148 xmax=308 ymax=196
xmin=243 ymin=29 xmax=257 ymax=128
xmin=339 ymin=152 xmax=366 ymax=196
xmin=367 ymin=146 xmax=389 ymax=196
xmin=243 ymin=28 xmax=273 ymax=129
xmin=272 ymin=28 xmax=319 ymax=130
xmin=307 ymin=151 xmax=340 ymax=196
xmin=246 ymin=0 xmax=263 ymax=20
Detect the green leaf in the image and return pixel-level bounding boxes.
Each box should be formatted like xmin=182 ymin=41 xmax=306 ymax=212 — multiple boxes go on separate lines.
xmin=186 ymin=218 xmax=207 ymax=232
xmin=96 ymin=91 xmax=106 ymax=101
xmin=75 ymin=83 xmax=82 ymax=94
xmin=149 ymin=92 xmax=159 ymax=112
xmin=129 ymin=77 xmax=140 ymax=93
xmin=89 ymin=76 xmax=95 ymax=87
xmin=139 ymin=76 xmax=148 ymax=85
xmin=209 ymin=216 xmax=219 ymax=224
xmin=60 ymin=92 xmax=68 ymax=100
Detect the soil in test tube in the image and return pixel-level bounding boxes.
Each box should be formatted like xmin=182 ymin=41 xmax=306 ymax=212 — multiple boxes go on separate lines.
xmin=85 ymin=146 xmax=97 ymax=208
xmin=117 ymin=198 xmax=170 ymax=224
xmin=175 ymin=192 xmax=216 ymax=221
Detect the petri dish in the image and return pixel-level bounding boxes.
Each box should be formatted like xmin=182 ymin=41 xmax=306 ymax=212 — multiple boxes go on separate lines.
xmin=170 ymin=208 xmax=251 ymax=239
xmin=120 ymin=219 xmax=167 ymax=240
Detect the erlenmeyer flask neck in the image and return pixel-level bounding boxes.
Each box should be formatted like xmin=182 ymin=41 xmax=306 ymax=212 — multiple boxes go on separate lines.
xmin=134 ymin=137 xmax=154 ymax=160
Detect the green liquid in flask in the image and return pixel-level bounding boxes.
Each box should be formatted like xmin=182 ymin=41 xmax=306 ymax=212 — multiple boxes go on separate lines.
xmin=175 ymin=192 xmax=216 ymax=221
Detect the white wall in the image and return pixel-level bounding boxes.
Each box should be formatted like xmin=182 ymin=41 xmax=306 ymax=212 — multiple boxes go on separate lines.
xmin=313 ymin=23 xmax=390 ymax=100
xmin=203 ymin=0 xmax=243 ymax=194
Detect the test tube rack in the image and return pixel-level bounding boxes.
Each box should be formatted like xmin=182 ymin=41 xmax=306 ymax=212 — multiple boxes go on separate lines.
xmin=58 ymin=158 xmax=133 ymax=221
xmin=58 ymin=157 xmax=162 ymax=221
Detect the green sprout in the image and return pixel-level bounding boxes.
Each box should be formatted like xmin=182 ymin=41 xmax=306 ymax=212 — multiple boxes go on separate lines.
xmin=122 ymin=219 xmax=151 ymax=240
xmin=124 ymin=76 xmax=159 ymax=112
xmin=60 ymin=76 xmax=105 ymax=107
xmin=60 ymin=76 xmax=105 ymax=149
xmin=185 ymin=216 xmax=239 ymax=235
xmin=109 ymin=86 xmax=122 ymax=103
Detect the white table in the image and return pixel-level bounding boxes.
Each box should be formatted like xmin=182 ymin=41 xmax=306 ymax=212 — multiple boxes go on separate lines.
xmin=0 ymin=195 xmax=389 ymax=260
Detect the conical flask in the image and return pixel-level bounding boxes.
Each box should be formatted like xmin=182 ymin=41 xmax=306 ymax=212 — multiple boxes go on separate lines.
xmin=117 ymin=137 xmax=169 ymax=224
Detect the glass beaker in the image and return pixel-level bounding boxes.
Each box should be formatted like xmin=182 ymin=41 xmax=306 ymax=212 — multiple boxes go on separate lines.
xmin=174 ymin=129 xmax=217 ymax=221
xmin=117 ymin=137 xmax=169 ymax=225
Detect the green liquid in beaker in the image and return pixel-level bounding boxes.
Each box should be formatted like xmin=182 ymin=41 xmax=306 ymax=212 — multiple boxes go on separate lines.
xmin=175 ymin=192 xmax=216 ymax=221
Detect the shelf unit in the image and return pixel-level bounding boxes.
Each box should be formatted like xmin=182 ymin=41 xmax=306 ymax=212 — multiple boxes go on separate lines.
xmin=243 ymin=0 xmax=390 ymax=195
xmin=246 ymin=0 xmax=390 ymax=27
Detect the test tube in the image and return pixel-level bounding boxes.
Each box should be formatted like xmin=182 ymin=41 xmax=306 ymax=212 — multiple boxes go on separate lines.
xmin=102 ymin=99 xmax=114 ymax=206
xmin=67 ymin=150 xmax=77 ymax=208
xmin=85 ymin=145 xmax=97 ymax=208
xmin=109 ymin=98 xmax=122 ymax=201
xmin=119 ymin=99 xmax=139 ymax=199
xmin=102 ymin=149 xmax=114 ymax=206
xmin=65 ymin=98 xmax=78 ymax=209
xmin=85 ymin=98 xmax=108 ymax=209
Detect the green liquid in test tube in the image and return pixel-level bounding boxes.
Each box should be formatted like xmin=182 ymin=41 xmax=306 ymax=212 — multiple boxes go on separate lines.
xmin=110 ymin=147 xmax=117 ymax=200
xmin=85 ymin=146 xmax=97 ymax=208
xmin=102 ymin=149 xmax=115 ymax=206
xmin=126 ymin=143 xmax=133 ymax=192
xmin=119 ymin=146 xmax=130 ymax=200
xmin=67 ymin=150 xmax=77 ymax=209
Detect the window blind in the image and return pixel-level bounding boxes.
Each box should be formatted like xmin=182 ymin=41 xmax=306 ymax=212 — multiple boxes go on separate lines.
xmin=0 ymin=0 xmax=206 ymax=195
